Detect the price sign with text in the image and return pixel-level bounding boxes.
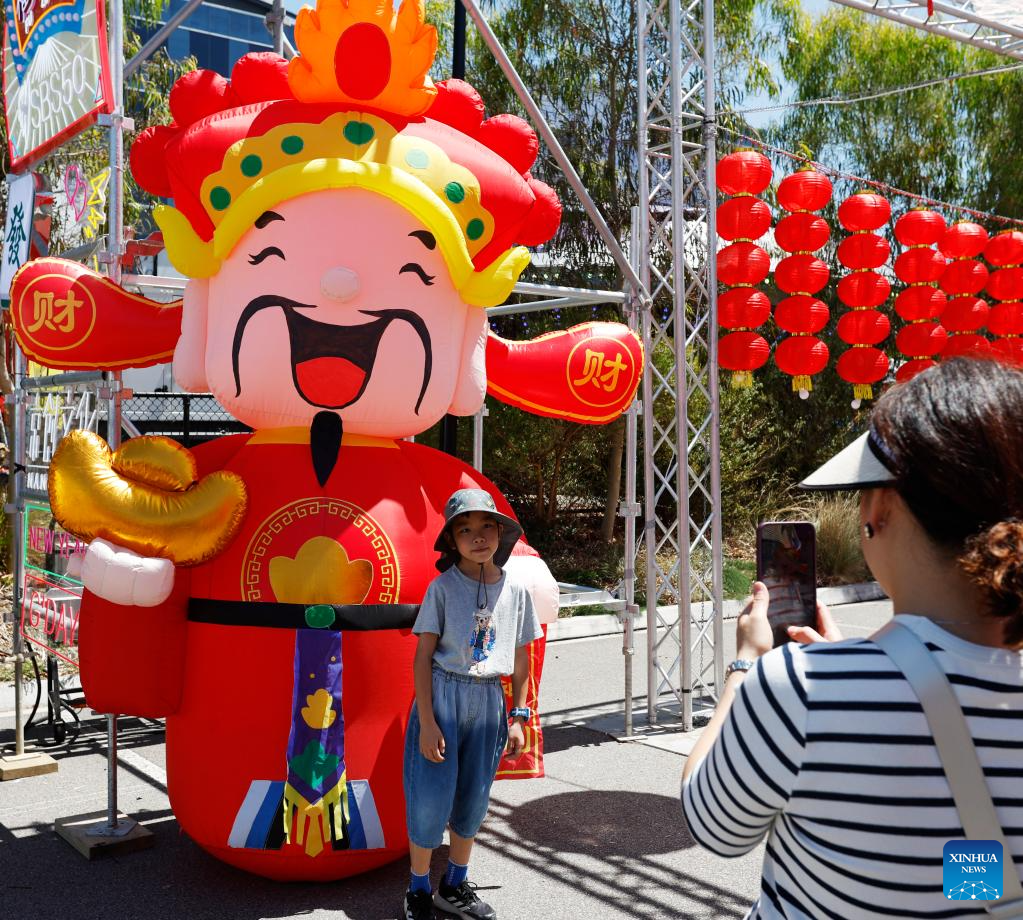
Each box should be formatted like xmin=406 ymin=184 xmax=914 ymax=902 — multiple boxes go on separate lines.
xmin=2 ymin=0 xmax=113 ymax=172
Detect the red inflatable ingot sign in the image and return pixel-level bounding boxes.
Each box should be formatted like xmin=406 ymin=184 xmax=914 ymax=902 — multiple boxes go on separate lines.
xmin=984 ymin=230 xmax=1023 ymax=365
xmin=894 ymin=209 xmax=948 ymax=383
xmin=772 ymin=167 xmax=832 ymax=398
xmin=836 ymin=191 xmax=892 ymax=406
xmin=938 ymin=222 xmax=990 ymax=359
xmin=715 ymin=150 xmax=772 ymax=387
xmin=11 ymin=258 xmax=182 ymax=370
xmin=485 ymin=323 xmax=643 ymax=424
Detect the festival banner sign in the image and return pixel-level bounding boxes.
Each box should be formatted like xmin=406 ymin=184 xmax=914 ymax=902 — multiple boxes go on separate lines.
xmin=1 ymin=171 xmax=35 ymax=301
xmin=2 ymin=0 xmax=114 ymax=172
xmin=19 ymin=502 xmax=86 ymax=668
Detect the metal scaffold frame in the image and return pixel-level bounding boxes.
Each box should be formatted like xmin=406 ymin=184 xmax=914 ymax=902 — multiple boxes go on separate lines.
xmin=831 ymin=0 xmax=1023 ymax=60
xmin=636 ymin=0 xmax=723 ymax=731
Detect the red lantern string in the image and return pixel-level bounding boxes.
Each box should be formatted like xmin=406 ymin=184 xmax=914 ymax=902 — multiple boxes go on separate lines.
xmin=772 ymin=167 xmax=832 ymax=398
xmin=893 ymin=209 xmax=948 ymax=382
xmin=716 ymin=150 xmax=772 ymax=387
xmin=984 ymin=230 xmax=1023 ymax=365
xmin=836 ymin=191 xmax=892 ymax=408
xmin=938 ymin=222 xmax=991 ymax=359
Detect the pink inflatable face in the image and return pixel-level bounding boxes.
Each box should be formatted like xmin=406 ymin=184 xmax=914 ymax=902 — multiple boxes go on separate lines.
xmin=189 ymin=188 xmax=486 ymax=436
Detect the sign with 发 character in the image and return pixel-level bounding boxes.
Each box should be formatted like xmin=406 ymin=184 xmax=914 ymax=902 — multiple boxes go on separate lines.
xmin=2 ymin=0 xmax=113 ymax=172
xmin=1 ymin=171 xmax=35 ymax=302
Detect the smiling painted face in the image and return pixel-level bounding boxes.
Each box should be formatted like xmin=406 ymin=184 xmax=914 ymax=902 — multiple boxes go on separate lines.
xmin=172 ymin=188 xmax=488 ymax=437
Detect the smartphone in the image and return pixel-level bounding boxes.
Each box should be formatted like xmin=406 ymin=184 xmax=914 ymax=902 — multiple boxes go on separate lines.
xmin=755 ymin=521 xmax=817 ymax=647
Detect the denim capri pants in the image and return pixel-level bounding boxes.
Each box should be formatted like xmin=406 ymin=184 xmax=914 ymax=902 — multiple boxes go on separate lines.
xmin=404 ymin=666 xmax=509 ymax=848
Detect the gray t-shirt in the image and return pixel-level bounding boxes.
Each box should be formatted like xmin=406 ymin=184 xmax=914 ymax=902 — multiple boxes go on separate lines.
xmin=413 ymin=565 xmax=543 ymax=677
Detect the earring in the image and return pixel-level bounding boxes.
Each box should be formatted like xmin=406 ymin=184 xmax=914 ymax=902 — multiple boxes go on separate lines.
xmin=863 ymin=522 xmax=875 ymax=539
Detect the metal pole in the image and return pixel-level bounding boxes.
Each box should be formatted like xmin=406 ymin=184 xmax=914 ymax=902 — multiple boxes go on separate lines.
xmin=635 ymin=0 xmax=659 ymax=728
xmin=123 ymin=0 xmax=205 ymax=79
xmin=472 ymin=404 xmax=485 ymax=472
xmin=270 ymin=0 xmax=284 ymax=55
xmin=11 ymin=348 xmax=27 ymax=756
xmin=457 ymin=0 xmax=649 ymax=302
xmin=668 ymin=0 xmax=693 ymax=733
xmin=101 ymin=0 xmax=126 ymax=834
xmin=452 ymin=0 xmax=466 ymax=80
xmin=704 ymin=0 xmax=725 ymax=701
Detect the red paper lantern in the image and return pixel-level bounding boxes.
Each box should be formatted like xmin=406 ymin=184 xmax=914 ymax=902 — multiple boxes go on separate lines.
xmin=986 ymin=267 xmax=1023 ymax=302
xmin=838 ymin=310 xmax=890 ymax=345
xmin=716 ymin=150 xmax=772 ymax=386
xmin=775 ymin=336 xmax=829 ymax=378
xmin=895 ymin=285 xmax=947 ymax=321
xmin=894 ymin=247 xmax=946 ymax=284
xmin=838 ymin=191 xmax=891 ymax=233
xmin=774 ymin=213 xmax=830 ymax=253
xmin=719 ymin=288 xmax=771 ymax=328
xmin=939 ymin=223 xmax=991 ymax=358
xmin=940 ymin=259 xmax=989 ymax=296
xmin=717 ymin=242 xmax=770 ymax=287
xmin=777 ymin=168 xmax=833 ymax=213
xmin=720 ymin=330 xmax=770 ymax=372
xmin=895 ymin=209 xmax=946 ymax=247
xmin=984 ymin=231 xmax=1023 ymax=363
xmin=984 ymin=230 xmax=1023 ymax=267
xmin=836 ymin=192 xmax=892 ymax=404
xmin=775 ymin=295 xmax=828 ymax=334
xmin=837 ymin=271 xmax=891 ymax=308
xmin=717 ymin=197 xmax=772 ymax=242
xmin=772 ymin=167 xmax=832 ymax=396
xmin=775 ymin=254 xmax=829 ymax=295
xmin=894 ymin=209 xmax=947 ymax=383
xmin=717 ymin=150 xmax=773 ymax=196
xmin=939 ymin=222 xmax=988 ymax=260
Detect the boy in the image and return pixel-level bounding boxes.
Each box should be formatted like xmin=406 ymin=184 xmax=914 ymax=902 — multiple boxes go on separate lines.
xmin=403 ymin=489 xmax=543 ymax=920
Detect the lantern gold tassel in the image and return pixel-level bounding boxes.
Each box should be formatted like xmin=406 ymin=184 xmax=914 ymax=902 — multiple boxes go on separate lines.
xmin=853 ymin=384 xmax=874 ymax=401
xmin=731 ymin=371 xmax=753 ymax=388
xmin=792 ymin=375 xmax=812 ymax=393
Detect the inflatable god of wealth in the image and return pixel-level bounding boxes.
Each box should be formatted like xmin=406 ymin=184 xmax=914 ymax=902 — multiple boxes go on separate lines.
xmin=10 ymin=0 xmax=642 ymax=881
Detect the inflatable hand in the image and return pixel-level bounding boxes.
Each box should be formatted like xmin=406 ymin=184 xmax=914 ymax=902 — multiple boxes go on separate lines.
xmin=49 ymin=431 xmax=248 ymax=565
xmin=504 ymin=553 xmax=560 ymax=624
xmin=81 ymin=537 xmax=176 ymax=607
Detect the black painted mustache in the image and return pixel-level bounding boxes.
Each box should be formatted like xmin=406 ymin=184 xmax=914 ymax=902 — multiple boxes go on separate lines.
xmin=230 ymin=296 xmax=433 ymax=414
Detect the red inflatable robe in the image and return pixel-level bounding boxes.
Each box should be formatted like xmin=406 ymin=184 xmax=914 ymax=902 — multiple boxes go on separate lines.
xmin=77 ymin=428 xmax=546 ymax=881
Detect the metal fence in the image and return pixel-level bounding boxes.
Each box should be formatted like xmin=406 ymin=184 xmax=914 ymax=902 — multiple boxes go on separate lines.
xmin=123 ymin=392 xmax=250 ymax=447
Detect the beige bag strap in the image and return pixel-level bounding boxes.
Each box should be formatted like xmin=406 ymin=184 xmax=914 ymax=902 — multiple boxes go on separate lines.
xmin=873 ymin=621 xmax=1023 ymax=916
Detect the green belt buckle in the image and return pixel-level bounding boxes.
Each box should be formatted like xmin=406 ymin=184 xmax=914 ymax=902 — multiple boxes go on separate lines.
xmin=304 ymin=604 xmax=336 ymax=629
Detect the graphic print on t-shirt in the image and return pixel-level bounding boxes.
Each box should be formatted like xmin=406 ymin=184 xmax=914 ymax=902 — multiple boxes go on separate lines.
xmin=468 ymin=610 xmax=497 ymax=674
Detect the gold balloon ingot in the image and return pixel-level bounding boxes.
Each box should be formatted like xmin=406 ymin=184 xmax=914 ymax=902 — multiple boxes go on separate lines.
xmin=49 ymin=430 xmax=248 ymax=565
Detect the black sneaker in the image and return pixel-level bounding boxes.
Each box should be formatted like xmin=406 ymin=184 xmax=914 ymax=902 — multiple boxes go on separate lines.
xmin=404 ymin=888 xmax=437 ymax=920
xmin=433 ymin=880 xmax=497 ymax=920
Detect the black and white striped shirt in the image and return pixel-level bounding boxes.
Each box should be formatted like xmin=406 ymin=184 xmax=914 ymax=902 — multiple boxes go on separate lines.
xmin=681 ymin=615 xmax=1023 ymax=919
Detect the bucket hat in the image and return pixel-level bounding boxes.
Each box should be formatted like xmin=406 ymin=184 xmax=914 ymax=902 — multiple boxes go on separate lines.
xmin=434 ymin=488 xmax=523 ymax=571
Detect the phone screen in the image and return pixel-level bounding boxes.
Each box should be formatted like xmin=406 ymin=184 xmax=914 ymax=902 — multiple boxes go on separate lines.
xmin=756 ymin=521 xmax=817 ymax=647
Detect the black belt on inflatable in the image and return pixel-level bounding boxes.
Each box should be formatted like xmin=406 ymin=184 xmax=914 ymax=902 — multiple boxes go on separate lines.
xmin=187 ymin=598 xmax=419 ymax=631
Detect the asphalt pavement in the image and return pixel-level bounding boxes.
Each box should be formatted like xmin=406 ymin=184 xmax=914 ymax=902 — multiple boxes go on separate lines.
xmin=0 ymin=599 xmax=893 ymax=920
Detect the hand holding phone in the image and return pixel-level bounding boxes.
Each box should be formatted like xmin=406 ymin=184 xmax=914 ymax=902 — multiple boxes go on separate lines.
xmin=756 ymin=521 xmax=817 ymax=648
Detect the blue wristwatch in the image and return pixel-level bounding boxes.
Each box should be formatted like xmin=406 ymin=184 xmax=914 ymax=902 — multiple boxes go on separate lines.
xmin=509 ymin=707 xmax=531 ymax=723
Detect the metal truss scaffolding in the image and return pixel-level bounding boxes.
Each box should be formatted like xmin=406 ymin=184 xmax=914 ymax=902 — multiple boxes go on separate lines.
xmin=636 ymin=0 xmax=723 ymax=731
xmin=830 ymin=1 xmax=1023 ymax=61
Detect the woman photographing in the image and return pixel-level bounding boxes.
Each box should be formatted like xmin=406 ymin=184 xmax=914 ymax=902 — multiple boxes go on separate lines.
xmin=681 ymin=357 xmax=1023 ymax=918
